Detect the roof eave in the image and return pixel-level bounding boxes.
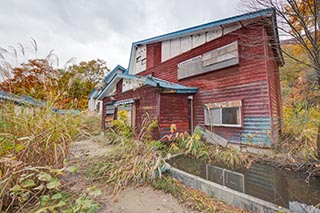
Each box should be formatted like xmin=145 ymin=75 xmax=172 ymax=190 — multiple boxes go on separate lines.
xmin=270 ymin=10 xmax=285 ymax=66
xmin=133 ymin=8 xmax=274 ymax=46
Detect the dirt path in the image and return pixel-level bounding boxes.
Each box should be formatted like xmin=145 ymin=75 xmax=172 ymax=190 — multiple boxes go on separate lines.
xmin=68 ymin=137 xmax=194 ymax=213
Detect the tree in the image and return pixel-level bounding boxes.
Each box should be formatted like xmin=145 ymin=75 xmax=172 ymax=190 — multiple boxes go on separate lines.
xmin=0 ymin=59 xmax=59 ymax=100
xmin=67 ymin=59 xmax=109 ymax=84
xmin=56 ymin=59 xmax=110 ymax=109
xmin=0 ymin=40 xmax=110 ymax=110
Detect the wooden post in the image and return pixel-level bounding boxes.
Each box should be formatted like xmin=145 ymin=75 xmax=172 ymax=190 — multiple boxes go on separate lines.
xmin=317 ymin=122 xmax=320 ymax=159
xmin=101 ymin=98 xmax=106 ymax=130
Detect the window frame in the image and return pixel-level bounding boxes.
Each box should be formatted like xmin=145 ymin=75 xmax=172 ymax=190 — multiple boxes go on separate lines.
xmin=204 ymin=100 xmax=242 ymax=128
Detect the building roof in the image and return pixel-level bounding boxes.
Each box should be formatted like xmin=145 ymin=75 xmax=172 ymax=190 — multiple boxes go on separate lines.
xmin=89 ymin=65 xmax=127 ymax=99
xmin=128 ymin=8 xmax=284 ymax=71
xmin=102 ymin=65 xmax=127 ymax=83
xmin=134 ymin=8 xmax=274 ymax=45
xmin=97 ymin=73 xmax=197 ymax=100
xmin=0 ymin=90 xmax=45 ymax=107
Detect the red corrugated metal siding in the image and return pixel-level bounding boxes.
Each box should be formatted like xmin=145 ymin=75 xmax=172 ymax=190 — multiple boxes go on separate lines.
xmin=159 ymin=93 xmax=189 ymax=138
xmin=109 ymin=22 xmax=281 ymax=144
xmin=266 ymin=37 xmax=283 ymax=142
xmin=146 ymin=42 xmax=162 ymax=69
xmin=106 ymin=83 xmax=160 ymax=139
xmin=145 ymin=24 xmax=274 ymax=143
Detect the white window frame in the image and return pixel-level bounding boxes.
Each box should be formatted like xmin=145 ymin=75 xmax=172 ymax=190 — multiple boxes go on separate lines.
xmin=204 ymin=100 xmax=242 ymax=128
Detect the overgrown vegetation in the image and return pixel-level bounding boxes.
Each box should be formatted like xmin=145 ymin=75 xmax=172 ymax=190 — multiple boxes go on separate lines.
xmin=86 ymin=110 xmax=163 ymax=198
xmin=158 ymin=127 xmax=250 ymax=169
xmin=86 ymin=110 xmax=251 ymax=208
xmin=0 ymin=103 xmax=101 ymax=212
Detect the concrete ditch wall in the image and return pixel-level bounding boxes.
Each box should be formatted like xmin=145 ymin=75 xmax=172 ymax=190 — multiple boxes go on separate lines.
xmin=169 ymin=167 xmax=290 ymax=213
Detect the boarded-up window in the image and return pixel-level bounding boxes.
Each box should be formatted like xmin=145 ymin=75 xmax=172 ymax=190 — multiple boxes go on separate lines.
xmin=202 ymin=41 xmax=238 ymax=67
xmin=177 ymin=41 xmax=239 ymax=80
xmin=204 ymin=100 xmax=242 ymax=127
xmin=177 ymin=56 xmax=202 ymax=80
xmin=105 ymin=103 xmax=115 ymax=128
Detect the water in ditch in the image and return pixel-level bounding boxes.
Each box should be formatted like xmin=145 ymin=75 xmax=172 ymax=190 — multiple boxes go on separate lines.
xmin=168 ymin=155 xmax=320 ymax=212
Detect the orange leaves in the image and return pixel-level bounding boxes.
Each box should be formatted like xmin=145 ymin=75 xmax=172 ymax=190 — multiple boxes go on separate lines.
xmin=0 ymin=59 xmax=59 ymax=100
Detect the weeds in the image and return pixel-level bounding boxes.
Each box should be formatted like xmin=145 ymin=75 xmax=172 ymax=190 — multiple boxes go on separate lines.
xmin=0 ymin=102 xmax=81 ymax=211
xmin=112 ymin=110 xmax=132 ymax=138
xmin=278 ymin=106 xmax=320 ymax=160
xmin=86 ymin=135 xmax=164 ymax=198
xmin=213 ymin=146 xmax=249 ymax=169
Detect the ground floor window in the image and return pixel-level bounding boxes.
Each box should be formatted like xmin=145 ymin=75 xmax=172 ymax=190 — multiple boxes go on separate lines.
xmin=118 ymin=104 xmax=133 ymax=126
xmin=114 ymin=98 xmax=136 ymax=128
xmin=204 ymin=100 xmax=242 ymax=127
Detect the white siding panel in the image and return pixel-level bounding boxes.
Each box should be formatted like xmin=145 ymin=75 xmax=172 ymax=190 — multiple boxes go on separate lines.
xmin=170 ymin=38 xmax=181 ymax=58
xmin=161 ymin=40 xmax=171 ymax=62
xmin=223 ymin=24 xmax=241 ymax=35
xmin=135 ymin=45 xmax=146 ymax=74
xmin=192 ymin=33 xmax=206 ymax=48
xmin=122 ymin=79 xmax=131 ymax=92
xmin=160 ymin=25 xmax=241 ymax=63
xmin=206 ymin=28 xmax=222 ymax=41
xmin=140 ymin=45 xmax=146 ymax=58
xmin=180 ymin=36 xmax=192 ymax=53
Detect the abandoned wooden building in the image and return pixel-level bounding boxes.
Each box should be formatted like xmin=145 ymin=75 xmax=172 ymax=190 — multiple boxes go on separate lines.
xmin=95 ymin=8 xmax=284 ymax=146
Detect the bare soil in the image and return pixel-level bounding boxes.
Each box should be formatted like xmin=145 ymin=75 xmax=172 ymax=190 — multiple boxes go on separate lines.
xmin=67 ymin=137 xmax=194 ymax=213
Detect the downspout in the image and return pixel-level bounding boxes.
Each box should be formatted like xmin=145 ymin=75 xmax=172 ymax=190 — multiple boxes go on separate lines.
xmin=263 ymin=25 xmax=273 ymax=144
xmin=157 ymin=91 xmax=161 ymax=139
xmin=101 ymin=97 xmax=107 ymax=130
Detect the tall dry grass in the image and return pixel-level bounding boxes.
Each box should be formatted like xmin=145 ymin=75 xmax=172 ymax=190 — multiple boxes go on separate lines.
xmin=0 ymin=102 xmax=80 ymax=211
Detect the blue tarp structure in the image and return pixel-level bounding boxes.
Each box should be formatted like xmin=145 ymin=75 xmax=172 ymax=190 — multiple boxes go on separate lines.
xmin=0 ymin=90 xmax=45 ymax=107
xmin=0 ymin=90 xmax=80 ymax=115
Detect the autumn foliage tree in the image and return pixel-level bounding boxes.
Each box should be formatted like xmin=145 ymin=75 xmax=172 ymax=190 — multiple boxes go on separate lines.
xmin=0 ymin=59 xmax=59 ymax=100
xmin=56 ymin=59 xmax=109 ymax=109
xmin=0 ymin=50 xmax=109 ymax=109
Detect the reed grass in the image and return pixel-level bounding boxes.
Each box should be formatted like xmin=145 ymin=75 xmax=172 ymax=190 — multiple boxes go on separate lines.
xmin=0 ymin=102 xmax=80 ymax=211
xmin=86 ymin=132 xmax=164 ymax=198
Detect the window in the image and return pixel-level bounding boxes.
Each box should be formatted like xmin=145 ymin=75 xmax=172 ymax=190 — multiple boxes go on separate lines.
xmin=204 ymin=100 xmax=242 ymax=127
xmin=177 ymin=41 xmax=239 ymax=80
xmin=105 ymin=103 xmax=115 ymax=128
xmin=114 ymin=98 xmax=136 ymax=128
xmin=202 ymin=41 xmax=238 ymax=67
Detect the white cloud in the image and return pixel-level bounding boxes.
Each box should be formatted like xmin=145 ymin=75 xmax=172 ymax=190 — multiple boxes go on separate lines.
xmin=0 ymin=0 xmax=241 ymax=71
